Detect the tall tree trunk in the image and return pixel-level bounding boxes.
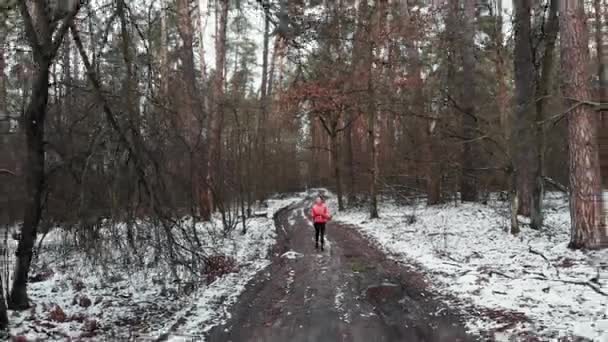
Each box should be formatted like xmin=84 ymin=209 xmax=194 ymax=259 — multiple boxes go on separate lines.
xmin=345 ymin=0 xmax=371 ymax=204
xmin=177 ymin=0 xmax=207 ymax=218
xmin=560 ymin=0 xmax=606 ymax=249
xmin=512 ymin=0 xmax=539 ymax=220
xmin=460 ymin=0 xmax=478 ymax=202
xmin=491 ymin=0 xmax=518 ymax=233
xmin=117 ymin=0 xmax=139 ymax=252
xmin=205 ymin=0 xmax=228 ymax=216
xmin=257 ymin=5 xmax=270 ymax=202
xmin=445 ymin=0 xmax=461 ymax=205
xmin=403 ymin=1 xmax=440 ymax=205
xmin=531 ymin=0 xmax=559 ymax=229
xmin=10 ymin=0 xmax=80 ymax=310
xmin=10 ymin=60 xmax=50 ymax=309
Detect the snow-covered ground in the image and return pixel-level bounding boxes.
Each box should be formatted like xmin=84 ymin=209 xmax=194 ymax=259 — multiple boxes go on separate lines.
xmin=7 ymin=193 xmax=305 ymax=341
xmin=334 ymin=193 xmax=608 ymax=341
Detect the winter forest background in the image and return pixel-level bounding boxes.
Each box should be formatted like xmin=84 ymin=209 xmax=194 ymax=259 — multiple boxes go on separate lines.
xmin=0 ymin=0 xmax=607 ymax=340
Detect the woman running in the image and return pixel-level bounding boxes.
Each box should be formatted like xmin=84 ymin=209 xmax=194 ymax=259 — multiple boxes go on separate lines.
xmin=310 ymin=196 xmax=331 ymax=251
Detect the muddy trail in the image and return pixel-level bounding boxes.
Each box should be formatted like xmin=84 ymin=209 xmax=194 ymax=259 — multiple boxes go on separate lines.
xmin=207 ymin=198 xmax=476 ymax=342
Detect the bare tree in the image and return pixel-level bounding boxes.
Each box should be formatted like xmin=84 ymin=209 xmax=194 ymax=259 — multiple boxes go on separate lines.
xmin=10 ymin=0 xmax=81 ymax=310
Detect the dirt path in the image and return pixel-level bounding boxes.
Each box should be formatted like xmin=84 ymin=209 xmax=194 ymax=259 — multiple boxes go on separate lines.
xmin=207 ymin=199 xmax=475 ymax=342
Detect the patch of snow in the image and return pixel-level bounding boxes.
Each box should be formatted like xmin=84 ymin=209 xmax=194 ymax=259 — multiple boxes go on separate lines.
xmin=285 ymin=269 xmax=296 ymax=294
xmin=281 ymin=251 xmax=304 ymax=260
xmin=334 ymin=283 xmax=350 ymax=324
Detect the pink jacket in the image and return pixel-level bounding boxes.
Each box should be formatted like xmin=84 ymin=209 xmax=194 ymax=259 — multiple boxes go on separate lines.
xmin=311 ymin=203 xmax=331 ymax=223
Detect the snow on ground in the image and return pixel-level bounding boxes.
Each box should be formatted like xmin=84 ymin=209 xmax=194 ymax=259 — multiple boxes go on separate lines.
xmin=334 ymin=192 xmax=608 ymax=341
xmin=7 ymin=193 xmax=305 ymax=341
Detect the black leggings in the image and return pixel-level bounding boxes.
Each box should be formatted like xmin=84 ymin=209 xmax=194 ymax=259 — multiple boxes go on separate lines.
xmin=314 ymin=222 xmax=326 ymax=246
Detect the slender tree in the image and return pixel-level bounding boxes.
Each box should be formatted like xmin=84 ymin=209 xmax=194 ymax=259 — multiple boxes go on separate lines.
xmin=10 ymin=0 xmax=81 ymax=309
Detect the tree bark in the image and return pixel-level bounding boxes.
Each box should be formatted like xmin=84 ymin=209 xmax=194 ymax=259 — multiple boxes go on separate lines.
xmin=560 ymin=0 xmax=606 ymax=249
xmin=460 ymin=0 xmax=478 ymax=202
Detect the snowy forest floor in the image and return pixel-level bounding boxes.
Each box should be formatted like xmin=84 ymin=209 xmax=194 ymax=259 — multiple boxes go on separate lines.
xmin=333 ymin=192 xmax=608 ymax=341
xmin=6 ymin=194 xmax=307 ymax=341
xmin=3 ymin=191 xmax=607 ymax=341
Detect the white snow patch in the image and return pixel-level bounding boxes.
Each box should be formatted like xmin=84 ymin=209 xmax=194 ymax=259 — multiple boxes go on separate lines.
xmin=281 ymin=251 xmax=304 ymax=260
xmin=285 ymin=269 xmax=296 ymax=294
xmin=334 ymin=283 xmax=350 ymax=324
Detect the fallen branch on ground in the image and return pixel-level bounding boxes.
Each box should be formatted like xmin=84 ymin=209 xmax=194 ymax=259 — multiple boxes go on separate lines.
xmin=427 ymin=232 xmax=457 ymax=237
xmin=528 ymin=246 xmax=560 ymax=278
xmin=530 ymin=276 xmax=608 ymax=296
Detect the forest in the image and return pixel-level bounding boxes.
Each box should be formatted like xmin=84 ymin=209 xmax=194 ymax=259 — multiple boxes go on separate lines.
xmin=0 ymin=0 xmax=607 ymax=340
